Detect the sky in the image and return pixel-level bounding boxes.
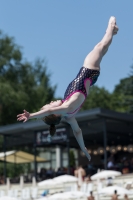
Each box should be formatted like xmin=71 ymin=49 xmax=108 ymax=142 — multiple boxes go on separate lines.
xmin=0 ymin=1 xmax=133 ymax=98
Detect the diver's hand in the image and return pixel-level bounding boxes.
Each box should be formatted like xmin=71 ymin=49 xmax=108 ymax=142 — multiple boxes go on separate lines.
xmin=17 ymin=110 xmax=30 ymax=122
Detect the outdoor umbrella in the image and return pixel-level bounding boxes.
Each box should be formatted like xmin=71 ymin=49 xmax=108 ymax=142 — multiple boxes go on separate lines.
xmin=0 ymin=150 xmax=46 ymax=163
xmin=38 ymin=179 xmax=60 ymax=187
xmin=49 ymin=191 xmax=88 ymax=200
xmin=48 ymin=192 xmax=72 ymax=200
xmin=99 ymin=185 xmax=133 ymax=195
xmin=53 ymin=175 xmax=78 ymax=183
xmin=91 ymin=170 xmax=121 ymax=180
xmin=0 ymin=197 xmax=17 ymax=200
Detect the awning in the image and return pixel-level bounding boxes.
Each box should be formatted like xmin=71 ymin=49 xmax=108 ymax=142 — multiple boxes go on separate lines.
xmin=0 ymin=150 xmax=46 ymax=163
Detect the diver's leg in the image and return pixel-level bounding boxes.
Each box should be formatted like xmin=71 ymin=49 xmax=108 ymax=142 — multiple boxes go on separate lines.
xmin=83 ymin=16 xmax=118 ymax=70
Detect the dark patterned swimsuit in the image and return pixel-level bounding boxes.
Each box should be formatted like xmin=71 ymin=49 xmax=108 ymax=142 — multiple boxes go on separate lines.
xmin=62 ymin=67 xmax=100 ymax=117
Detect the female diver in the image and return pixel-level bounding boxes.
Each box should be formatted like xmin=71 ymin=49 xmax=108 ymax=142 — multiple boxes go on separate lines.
xmin=17 ymin=16 xmax=118 ymax=161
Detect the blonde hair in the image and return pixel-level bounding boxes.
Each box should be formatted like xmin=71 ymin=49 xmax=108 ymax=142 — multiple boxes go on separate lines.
xmin=42 ymin=114 xmax=61 ymax=136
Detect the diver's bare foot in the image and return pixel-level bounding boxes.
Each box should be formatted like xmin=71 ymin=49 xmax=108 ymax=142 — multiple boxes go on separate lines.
xmin=107 ymin=16 xmax=119 ymax=35
xmin=108 ymin=16 xmax=116 ymax=25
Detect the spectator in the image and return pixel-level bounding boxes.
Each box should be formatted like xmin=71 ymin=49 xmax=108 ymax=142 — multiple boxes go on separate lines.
xmin=122 ymin=160 xmax=130 ymax=174
xmin=41 ymin=190 xmax=49 ymax=197
xmin=0 ymin=174 xmax=5 ymax=184
xmin=0 ymin=176 xmax=5 ymax=185
xmin=88 ymin=191 xmax=95 ymax=200
xmin=107 ymin=160 xmax=114 ymax=170
xmin=87 ymin=162 xmax=96 ymax=175
xmin=111 ymin=190 xmax=119 ymax=200
xmin=74 ymin=165 xmax=86 ymax=188
xmin=124 ymin=194 xmax=129 ymax=200
xmin=115 ymin=158 xmax=123 ymax=172
xmin=84 ymin=174 xmax=91 ymax=183
xmin=56 ymin=167 xmax=66 ymax=177
xmin=46 ymin=167 xmax=54 ymax=178
xmin=107 ymin=154 xmax=115 ymax=170
xmin=39 ymin=168 xmax=46 ymax=180
xmin=70 ymin=166 xmax=75 ymax=176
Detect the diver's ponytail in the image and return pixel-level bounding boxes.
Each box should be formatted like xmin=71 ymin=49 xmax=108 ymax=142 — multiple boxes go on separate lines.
xmin=49 ymin=124 xmax=56 ymax=136
xmin=42 ymin=114 xmax=61 ymax=137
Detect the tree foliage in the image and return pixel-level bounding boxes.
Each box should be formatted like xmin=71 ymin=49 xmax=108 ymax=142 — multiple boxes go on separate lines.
xmin=0 ymin=31 xmax=56 ymax=125
xmin=82 ymin=86 xmax=114 ymax=111
xmin=82 ymin=69 xmax=133 ymax=114
xmin=113 ymin=66 xmax=133 ymax=113
xmin=69 ymin=150 xmax=75 ymax=167
xmin=0 ymin=30 xmax=133 ymax=127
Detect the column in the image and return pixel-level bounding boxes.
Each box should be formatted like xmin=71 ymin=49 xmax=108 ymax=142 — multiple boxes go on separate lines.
xmin=103 ymin=119 xmax=107 ymax=169
xmin=55 ymin=145 xmax=61 ymax=170
xmin=34 ymin=132 xmax=37 ymax=180
xmin=3 ymin=135 xmax=7 ymax=183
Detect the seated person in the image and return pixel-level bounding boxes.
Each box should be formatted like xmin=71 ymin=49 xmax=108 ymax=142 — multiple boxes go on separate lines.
xmin=88 ymin=191 xmax=95 ymax=200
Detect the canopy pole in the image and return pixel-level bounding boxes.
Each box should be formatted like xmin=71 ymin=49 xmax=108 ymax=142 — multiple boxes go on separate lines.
xmin=34 ymin=132 xmax=37 ymax=180
xmin=103 ymin=119 xmax=107 ymax=169
xmin=14 ymin=152 xmax=16 ymax=177
xmin=3 ymin=135 xmax=7 ymax=183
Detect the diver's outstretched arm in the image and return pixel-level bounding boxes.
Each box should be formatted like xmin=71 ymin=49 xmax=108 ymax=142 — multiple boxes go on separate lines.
xmin=17 ymin=105 xmax=68 ymax=122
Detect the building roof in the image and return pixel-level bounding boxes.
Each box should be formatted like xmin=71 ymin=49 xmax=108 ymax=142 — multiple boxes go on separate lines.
xmin=0 ymin=108 xmax=133 ymax=135
xmin=0 ymin=108 xmax=133 ymax=148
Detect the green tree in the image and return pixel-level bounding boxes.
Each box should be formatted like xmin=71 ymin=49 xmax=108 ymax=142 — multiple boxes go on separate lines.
xmin=123 ymin=65 xmax=133 ymax=113
xmin=113 ymin=66 xmax=133 ymax=113
xmin=0 ymin=31 xmax=56 ymax=125
xmin=0 ymin=161 xmax=31 ymax=178
xmin=69 ymin=150 xmax=75 ymax=167
xmin=82 ymin=86 xmax=114 ymax=111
